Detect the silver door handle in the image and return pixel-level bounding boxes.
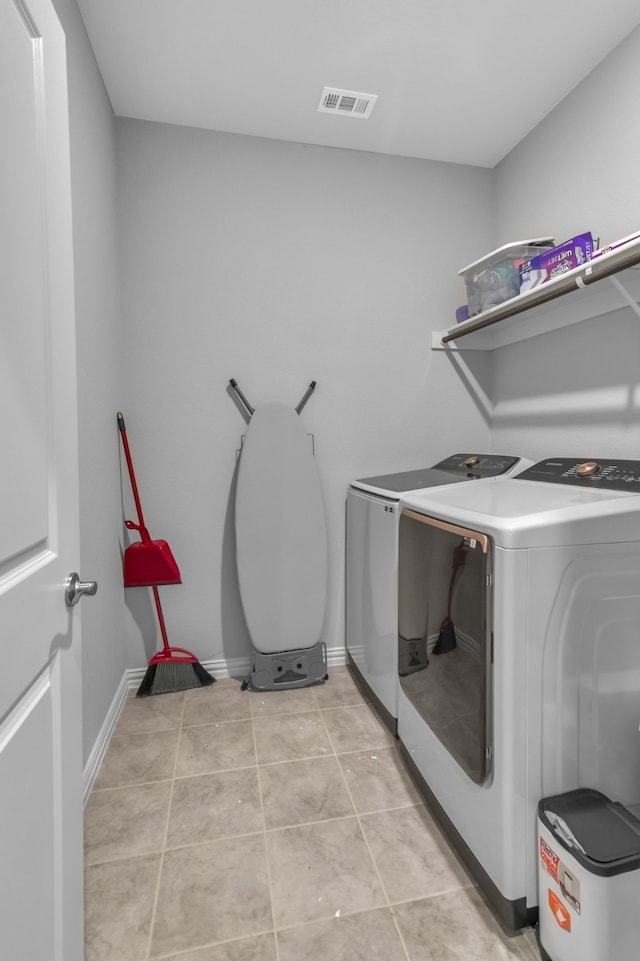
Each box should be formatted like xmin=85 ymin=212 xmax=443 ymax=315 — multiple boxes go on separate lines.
xmin=65 ymin=572 xmax=98 ymax=607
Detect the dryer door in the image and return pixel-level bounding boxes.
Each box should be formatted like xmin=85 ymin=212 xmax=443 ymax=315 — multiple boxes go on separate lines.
xmin=398 ymin=509 xmax=493 ymax=785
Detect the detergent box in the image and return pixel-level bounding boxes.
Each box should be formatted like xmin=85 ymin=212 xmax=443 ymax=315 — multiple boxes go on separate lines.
xmin=519 ymin=232 xmax=596 ymax=293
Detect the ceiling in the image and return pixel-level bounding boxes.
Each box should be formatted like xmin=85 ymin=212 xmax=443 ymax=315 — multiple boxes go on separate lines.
xmin=75 ymin=0 xmax=640 ymax=168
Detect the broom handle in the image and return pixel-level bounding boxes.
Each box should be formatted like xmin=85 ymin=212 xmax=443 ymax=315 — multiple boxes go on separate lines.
xmin=152 ymin=585 xmax=171 ymax=652
xmin=117 ymin=412 xmax=148 ymax=534
xmin=151 ymin=587 xmax=194 ymax=659
xmin=446 ymin=539 xmax=469 ymax=616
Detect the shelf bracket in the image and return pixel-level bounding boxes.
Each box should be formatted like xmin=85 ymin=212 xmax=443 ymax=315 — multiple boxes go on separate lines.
xmin=444 ymin=350 xmax=492 ymax=420
xmin=607 ymin=274 xmax=640 ymax=321
xmin=431 ymin=330 xmax=453 ymax=351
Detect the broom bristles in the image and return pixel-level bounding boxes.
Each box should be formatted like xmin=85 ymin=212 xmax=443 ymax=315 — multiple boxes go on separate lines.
xmin=137 ymin=659 xmax=215 ymax=697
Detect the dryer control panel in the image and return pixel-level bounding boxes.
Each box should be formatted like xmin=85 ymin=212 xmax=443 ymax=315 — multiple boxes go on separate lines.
xmin=516 ymin=457 xmax=640 ymax=490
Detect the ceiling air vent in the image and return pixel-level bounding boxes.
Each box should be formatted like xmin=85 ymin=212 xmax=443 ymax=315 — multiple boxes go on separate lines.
xmin=317 ymin=86 xmax=378 ymax=119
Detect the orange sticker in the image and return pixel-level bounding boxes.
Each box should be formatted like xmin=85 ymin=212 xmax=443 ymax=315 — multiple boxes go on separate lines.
xmin=548 ymin=889 xmax=571 ymax=932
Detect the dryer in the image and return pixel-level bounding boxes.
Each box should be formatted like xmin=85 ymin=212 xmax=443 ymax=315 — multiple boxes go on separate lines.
xmin=345 ymin=452 xmax=527 ymax=733
xmin=397 ymin=457 xmax=640 ymax=929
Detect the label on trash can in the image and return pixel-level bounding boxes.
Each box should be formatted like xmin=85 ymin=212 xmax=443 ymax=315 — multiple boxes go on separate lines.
xmin=540 ymin=837 xmax=560 ymax=881
xmin=548 ymin=889 xmax=572 ymax=931
xmin=541 ymin=837 xmax=583 ymax=916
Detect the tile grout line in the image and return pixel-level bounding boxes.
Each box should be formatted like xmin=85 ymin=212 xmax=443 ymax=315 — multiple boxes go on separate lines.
xmin=145 ymin=692 xmax=188 ymax=961
xmin=317 ymin=701 xmax=413 ymax=961
xmin=249 ymin=687 xmax=282 ymax=961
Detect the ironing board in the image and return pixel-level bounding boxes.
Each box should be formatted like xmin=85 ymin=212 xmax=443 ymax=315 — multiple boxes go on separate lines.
xmin=234 ymin=400 xmax=328 ymax=689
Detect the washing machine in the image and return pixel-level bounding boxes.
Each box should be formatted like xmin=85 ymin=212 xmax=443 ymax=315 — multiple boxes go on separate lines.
xmin=397 ymin=457 xmax=640 ymax=930
xmin=345 ymin=452 xmax=527 ymax=733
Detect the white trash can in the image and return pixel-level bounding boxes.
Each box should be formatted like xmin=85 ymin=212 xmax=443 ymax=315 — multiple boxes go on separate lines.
xmin=538 ymin=788 xmax=640 ymax=961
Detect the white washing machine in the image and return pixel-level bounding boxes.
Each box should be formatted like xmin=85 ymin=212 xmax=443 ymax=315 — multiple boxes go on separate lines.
xmin=345 ymin=452 xmax=527 ymax=733
xmin=397 ymin=457 xmax=640 ymax=930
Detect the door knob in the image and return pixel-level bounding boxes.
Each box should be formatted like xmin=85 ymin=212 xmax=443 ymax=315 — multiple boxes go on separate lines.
xmin=65 ymin=572 xmax=98 ymax=607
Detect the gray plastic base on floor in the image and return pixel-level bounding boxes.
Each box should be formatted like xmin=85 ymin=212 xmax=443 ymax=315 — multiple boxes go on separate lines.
xmin=398 ymin=635 xmax=428 ymax=675
xmin=243 ymin=642 xmax=328 ymax=691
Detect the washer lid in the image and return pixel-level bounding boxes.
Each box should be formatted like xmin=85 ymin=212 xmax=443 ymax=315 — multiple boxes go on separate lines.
xmin=351 ymin=466 xmax=467 ymax=498
xmin=400 ymin=475 xmax=640 ymax=548
xmin=351 ymin=453 xmax=523 ymax=497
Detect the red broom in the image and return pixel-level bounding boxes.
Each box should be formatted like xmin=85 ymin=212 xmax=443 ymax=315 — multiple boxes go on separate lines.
xmin=433 ymin=537 xmax=469 ymax=656
xmin=117 ymin=412 xmax=215 ymax=696
xmin=136 ymin=586 xmax=215 ymax=696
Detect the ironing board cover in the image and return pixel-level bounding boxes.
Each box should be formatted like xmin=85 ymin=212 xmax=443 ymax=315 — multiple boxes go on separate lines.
xmin=235 ymin=403 xmax=328 ymax=654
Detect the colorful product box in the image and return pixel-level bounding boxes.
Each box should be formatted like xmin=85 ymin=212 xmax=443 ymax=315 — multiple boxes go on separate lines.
xmin=519 ymin=232 xmax=595 ymax=293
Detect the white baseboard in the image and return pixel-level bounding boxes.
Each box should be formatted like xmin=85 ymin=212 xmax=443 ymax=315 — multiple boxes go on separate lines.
xmin=83 ymin=646 xmax=347 ymax=803
xmin=202 ymin=645 xmax=346 ymax=677
xmin=326 ymin=646 xmax=347 ymax=668
xmin=127 ymin=646 xmax=346 ymax=685
xmin=82 ymin=672 xmax=130 ymax=807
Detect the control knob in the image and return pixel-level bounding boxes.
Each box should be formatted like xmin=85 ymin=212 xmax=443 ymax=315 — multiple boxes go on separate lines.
xmin=575 ymin=461 xmax=600 ymax=477
xmin=464 ymin=455 xmax=480 ymax=468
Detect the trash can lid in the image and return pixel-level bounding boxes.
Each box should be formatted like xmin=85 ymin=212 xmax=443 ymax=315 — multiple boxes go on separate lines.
xmin=539 ymin=788 xmax=640 ymax=876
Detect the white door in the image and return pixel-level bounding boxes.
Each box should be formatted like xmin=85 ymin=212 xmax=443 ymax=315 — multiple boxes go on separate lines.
xmin=0 ymin=1 xmax=87 ymax=959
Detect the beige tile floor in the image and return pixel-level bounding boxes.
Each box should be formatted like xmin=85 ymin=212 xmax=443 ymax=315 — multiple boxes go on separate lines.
xmin=84 ymin=666 xmax=544 ymax=961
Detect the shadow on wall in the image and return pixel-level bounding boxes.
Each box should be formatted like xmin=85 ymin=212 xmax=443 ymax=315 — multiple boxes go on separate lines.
xmin=124 ymin=586 xmax=158 ymax=663
xmin=440 ymin=309 xmax=640 ymax=444
xmin=220 ymin=450 xmax=253 ymax=667
xmin=490 ymin=309 xmax=640 ymax=431
xmin=442 ymin=348 xmax=494 ymax=426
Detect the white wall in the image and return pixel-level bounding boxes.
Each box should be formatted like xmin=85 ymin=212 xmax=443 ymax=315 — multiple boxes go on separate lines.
xmin=115 ymin=120 xmax=496 ymax=669
xmin=491 ymin=26 xmax=640 ymax=461
xmin=52 ymin=0 xmax=126 ymax=763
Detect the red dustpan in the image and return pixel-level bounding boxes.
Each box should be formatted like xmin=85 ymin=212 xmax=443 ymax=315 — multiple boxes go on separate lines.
xmin=117 ymin=412 xmax=182 ymax=587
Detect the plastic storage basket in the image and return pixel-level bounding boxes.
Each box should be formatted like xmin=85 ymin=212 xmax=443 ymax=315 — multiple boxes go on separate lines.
xmin=458 ymin=237 xmax=554 ymax=316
